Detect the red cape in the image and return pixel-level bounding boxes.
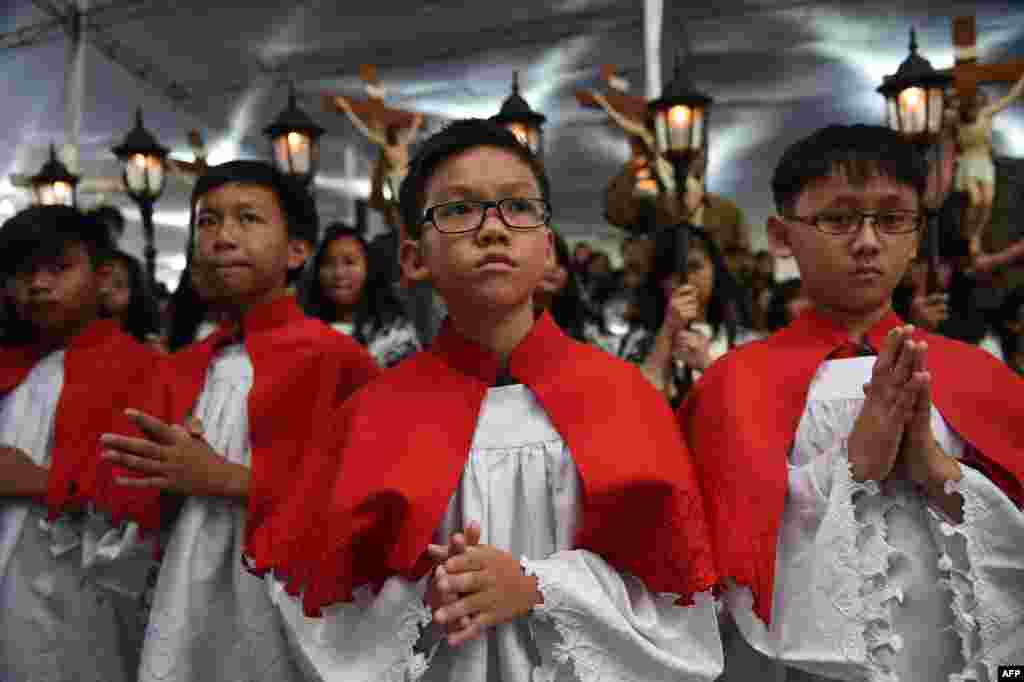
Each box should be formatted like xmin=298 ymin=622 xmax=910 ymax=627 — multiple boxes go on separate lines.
xmin=286 ymin=312 xmax=718 ymax=617
xmin=678 ymin=308 xmax=1024 ymax=626
xmin=166 ymin=296 xmax=379 ymax=574
xmin=0 ymin=319 xmax=173 ymax=532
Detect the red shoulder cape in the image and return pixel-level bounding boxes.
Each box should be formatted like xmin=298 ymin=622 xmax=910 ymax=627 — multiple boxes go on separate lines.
xmin=678 ymin=308 xmax=1024 ymax=626
xmin=165 ymin=296 xmax=379 ymax=573
xmin=0 ymin=319 xmax=173 ymax=532
xmin=286 ymin=311 xmax=717 ymax=616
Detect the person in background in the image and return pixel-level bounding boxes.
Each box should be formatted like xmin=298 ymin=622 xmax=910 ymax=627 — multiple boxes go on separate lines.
xmin=304 ymin=222 xmax=421 ymax=368
xmin=581 ymin=249 xmax=613 ymax=300
xmin=534 ymin=228 xmax=614 ymax=352
xmin=995 ymin=285 xmax=1024 ymax=374
xmin=97 ymin=249 xmax=164 ymax=348
xmin=750 ymin=250 xmax=777 ymax=330
xmin=762 ymin=277 xmax=812 ymax=332
xmin=570 ymin=240 xmax=593 ymax=273
xmin=639 ymin=224 xmax=758 ymax=405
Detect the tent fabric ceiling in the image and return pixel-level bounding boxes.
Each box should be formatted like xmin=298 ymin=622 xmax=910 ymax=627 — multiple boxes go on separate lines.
xmin=2 ymin=0 xmax=1023 ymax=287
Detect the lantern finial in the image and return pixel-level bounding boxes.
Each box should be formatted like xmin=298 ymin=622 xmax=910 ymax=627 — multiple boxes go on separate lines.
xmin=909 ymin=27 xmax=918 ymax=55
xmin=512 ymin=71 xmax=520 ymax=96
xmin=135 ymin=107 xmax=144 ymax=129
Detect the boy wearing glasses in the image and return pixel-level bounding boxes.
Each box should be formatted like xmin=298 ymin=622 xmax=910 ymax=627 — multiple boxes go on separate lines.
xmin=680 ymin=124 xmax=1024 ymax=681
xmin=264 ymin=119 xmax=724 ymax=681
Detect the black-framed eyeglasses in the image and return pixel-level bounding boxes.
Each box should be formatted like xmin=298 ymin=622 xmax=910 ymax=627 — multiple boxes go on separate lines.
xmin=785 ymin=210 xmax=922 ymax=235
xmin=422 ymin=198 xmax=551 ymax=234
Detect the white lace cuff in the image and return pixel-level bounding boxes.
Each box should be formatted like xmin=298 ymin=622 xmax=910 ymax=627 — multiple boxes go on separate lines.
xmin=80 ymin=514 xmax=156 ymax=599
xmin=522 ymin=550 xmax=723 ymax=681
xmin=927 ymin=466 xmax=1024 ymax=679
xmin=268 ymin=573 xmax=437 ymax=682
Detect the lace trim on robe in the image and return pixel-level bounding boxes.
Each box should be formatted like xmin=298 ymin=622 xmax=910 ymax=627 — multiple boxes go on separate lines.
xmin=928 ymin=467 xmax=1024 ymax=681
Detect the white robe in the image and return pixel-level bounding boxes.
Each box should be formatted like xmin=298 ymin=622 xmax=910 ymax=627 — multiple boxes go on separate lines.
xmin=721 ymin=357 xmax=1024 ymax=682
xmin=0 ymin=350 xmax=154 ymax=682
xmin=137 ymin=344 xmax=308 ymax=681
xmin=269 ymin=383 xmax=724 ymax=681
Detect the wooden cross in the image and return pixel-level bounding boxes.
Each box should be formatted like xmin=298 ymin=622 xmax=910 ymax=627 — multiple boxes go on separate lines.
xmin=952 ymin=16 xmax=1024 ymax=109
xmin=321 ymin=64 xmax=421 ymax=131
xmin=575 ymin=65 xmax=650 ymax=128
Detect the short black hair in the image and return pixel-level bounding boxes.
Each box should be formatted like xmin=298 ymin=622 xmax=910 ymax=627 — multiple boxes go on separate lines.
xmin=398 ymin=118 xmax=550 ymax=239
xmin=0 ymin=205 xmax=112 ymax=278
xmin=771 ymin=124 xmax=927 ymax=215
xmin=191 ymin=160 xmax=319 ymax=245
xmin=89 ymin=205 xmax=126 ymax=241
xmin=99 ymin=250 xmax=162 ymax=342
xmin=189 ymin=160 xmax=318 ymax=282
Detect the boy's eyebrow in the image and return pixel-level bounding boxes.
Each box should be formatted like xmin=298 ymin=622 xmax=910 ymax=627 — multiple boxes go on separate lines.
xmin=435 ymin=182 xmax=539 ymax=200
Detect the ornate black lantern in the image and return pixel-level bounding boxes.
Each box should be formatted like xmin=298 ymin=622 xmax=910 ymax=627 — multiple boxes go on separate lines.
xmin=30 ymin=144 xmax=79 ymax=207
xmin=263 ymin=84 xmax=325 ymax=185
xmin=491 ymin=72 xmax=547 ymax=156
xmin=877 ymin=28 xmax=953 ymax=147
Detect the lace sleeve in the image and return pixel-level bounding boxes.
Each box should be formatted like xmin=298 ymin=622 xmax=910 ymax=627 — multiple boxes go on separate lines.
xmin=926 ymin=464 xmax=1024 ymax=680
xmin=521 ymin=549 xmax=723 ymax=682
xmin=267 ymin=573 xmax=438 ymax=682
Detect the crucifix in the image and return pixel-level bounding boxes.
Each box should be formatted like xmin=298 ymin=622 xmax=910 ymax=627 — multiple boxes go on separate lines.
xmin=322 ymin=65 xmax=425 ymax=224
xmin=950 ymin=16 xmax=1024 ymax=272
xmin=577 ymin=65 xmax=705 ymax=232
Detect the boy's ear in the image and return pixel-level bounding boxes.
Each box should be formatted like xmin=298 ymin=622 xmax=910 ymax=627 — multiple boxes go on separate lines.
xmin=766 ymin=216 xmax=794 ymax=259
xmin=287 ymin=239 xmax=313 ymax=272
xmin=399 ymin=238 xmax=431 ymax=283
xmin=544 ymin=228 xmax=555 ymax=268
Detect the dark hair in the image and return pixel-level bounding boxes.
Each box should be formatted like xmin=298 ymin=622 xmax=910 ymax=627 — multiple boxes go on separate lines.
xmin=764 ymin=278 xmax=804 ymax=331
xmin=100 ymin=250 xmax=162 ymax=342
xmin=0 ymin=206 xmax=112 ymax=345
xmin=165 ymin=267 xmax=208 ymax=352
xmin=0 ymin=205 xmax=112 ymax=278
xmin=89 ymin=205 xmax=126 ymax=241
xmin=771 ymin=124 xmax=927 ymax=215
xmin=646 ymin=224 xmax=751 ymax=345
xmin=190 ymin=160 xmax=318 ymax=283
xmin=547 ymin=229 xmax=607 ymax=341
xmin=398 ymin=118 xmax=550 ymax=239
xmin=302 ymin=222 xmax=408 ymax=343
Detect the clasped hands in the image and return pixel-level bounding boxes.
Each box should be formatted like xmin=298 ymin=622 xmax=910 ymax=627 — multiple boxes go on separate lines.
xmin=423 ymin=521 xmax=543 ymax=647
xmin=847 ymin=325 xmax=963 ymax=518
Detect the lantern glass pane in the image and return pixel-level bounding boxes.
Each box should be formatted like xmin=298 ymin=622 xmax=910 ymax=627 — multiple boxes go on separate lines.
xmin=692 ymin=107 xmax=704 ymax=150
xmin=927 ymin=87 xmax=943 ymax=135
xmin=272 ymin=136 xmax=290 ymax=175
xmin=654 ymin=114 xmax=668 ymax=155
xmin=125 ymin=154 xmax=147 ymax=194
xmin=288 ymin=132 xmax=311 ymax=175
xmin=886 ymin=97 xmax=900 ymax=131
xmin=667 ymin=105 xmax=693 ymax=152
xmin=53 ymin=182 xmax=73 ymax=206
xmin=149 ymin=158 xmax=165 ymax=197
xmin=899 ymin=87 xmax=927 ymax=135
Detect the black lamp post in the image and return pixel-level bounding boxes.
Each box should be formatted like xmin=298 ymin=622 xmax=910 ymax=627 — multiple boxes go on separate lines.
xmin=878 ymin=28 xmax=954 ymax=292
xmin=263 ymin=84 xmax=325 ymax=186
xmin=491 ymin=72 xmax=547 ymax=157
xmin=113 ymin=109 xmax=169 ymax=285
xmin=30 ymin=144 xmax=79 ymax=208
xmin=648 ymin=54 xmax=713 ymax=274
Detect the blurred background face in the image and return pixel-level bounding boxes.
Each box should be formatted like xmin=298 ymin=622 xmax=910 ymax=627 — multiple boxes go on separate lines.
xmin=621 ymin=239 xmax=655 ymax=290
xmin=318 ymin=236 xmax=369 ymax=309
xmin=98 ymin=258 xmax=132 ymax=318
xmin=660 ymin=244 xmax=715 ymax=312
xmin=8 ymin=242 xmax=99 ymax=342
xmin=780 ymin=171 xmax=919 ymax=318
xmin=192 ymin=182 xmax=295 ymax=308
xmin=416 ymin=146 xmax=552 ymax=314
xmin=586 ymin=253 xmax=612 ymax=278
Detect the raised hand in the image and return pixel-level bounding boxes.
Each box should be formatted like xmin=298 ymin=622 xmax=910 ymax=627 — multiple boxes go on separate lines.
xmin=847 ymin=326 xmax=928 ymax=483
xmin=100 ymin=410 xmax=249 ymax=499
xmin=433 ymin=544 xmax=543 ymax=647
xmin=673 ymin=328 xmax=713 ymax=372
xmin=665 ymin=284 xmax=700 ymax=335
